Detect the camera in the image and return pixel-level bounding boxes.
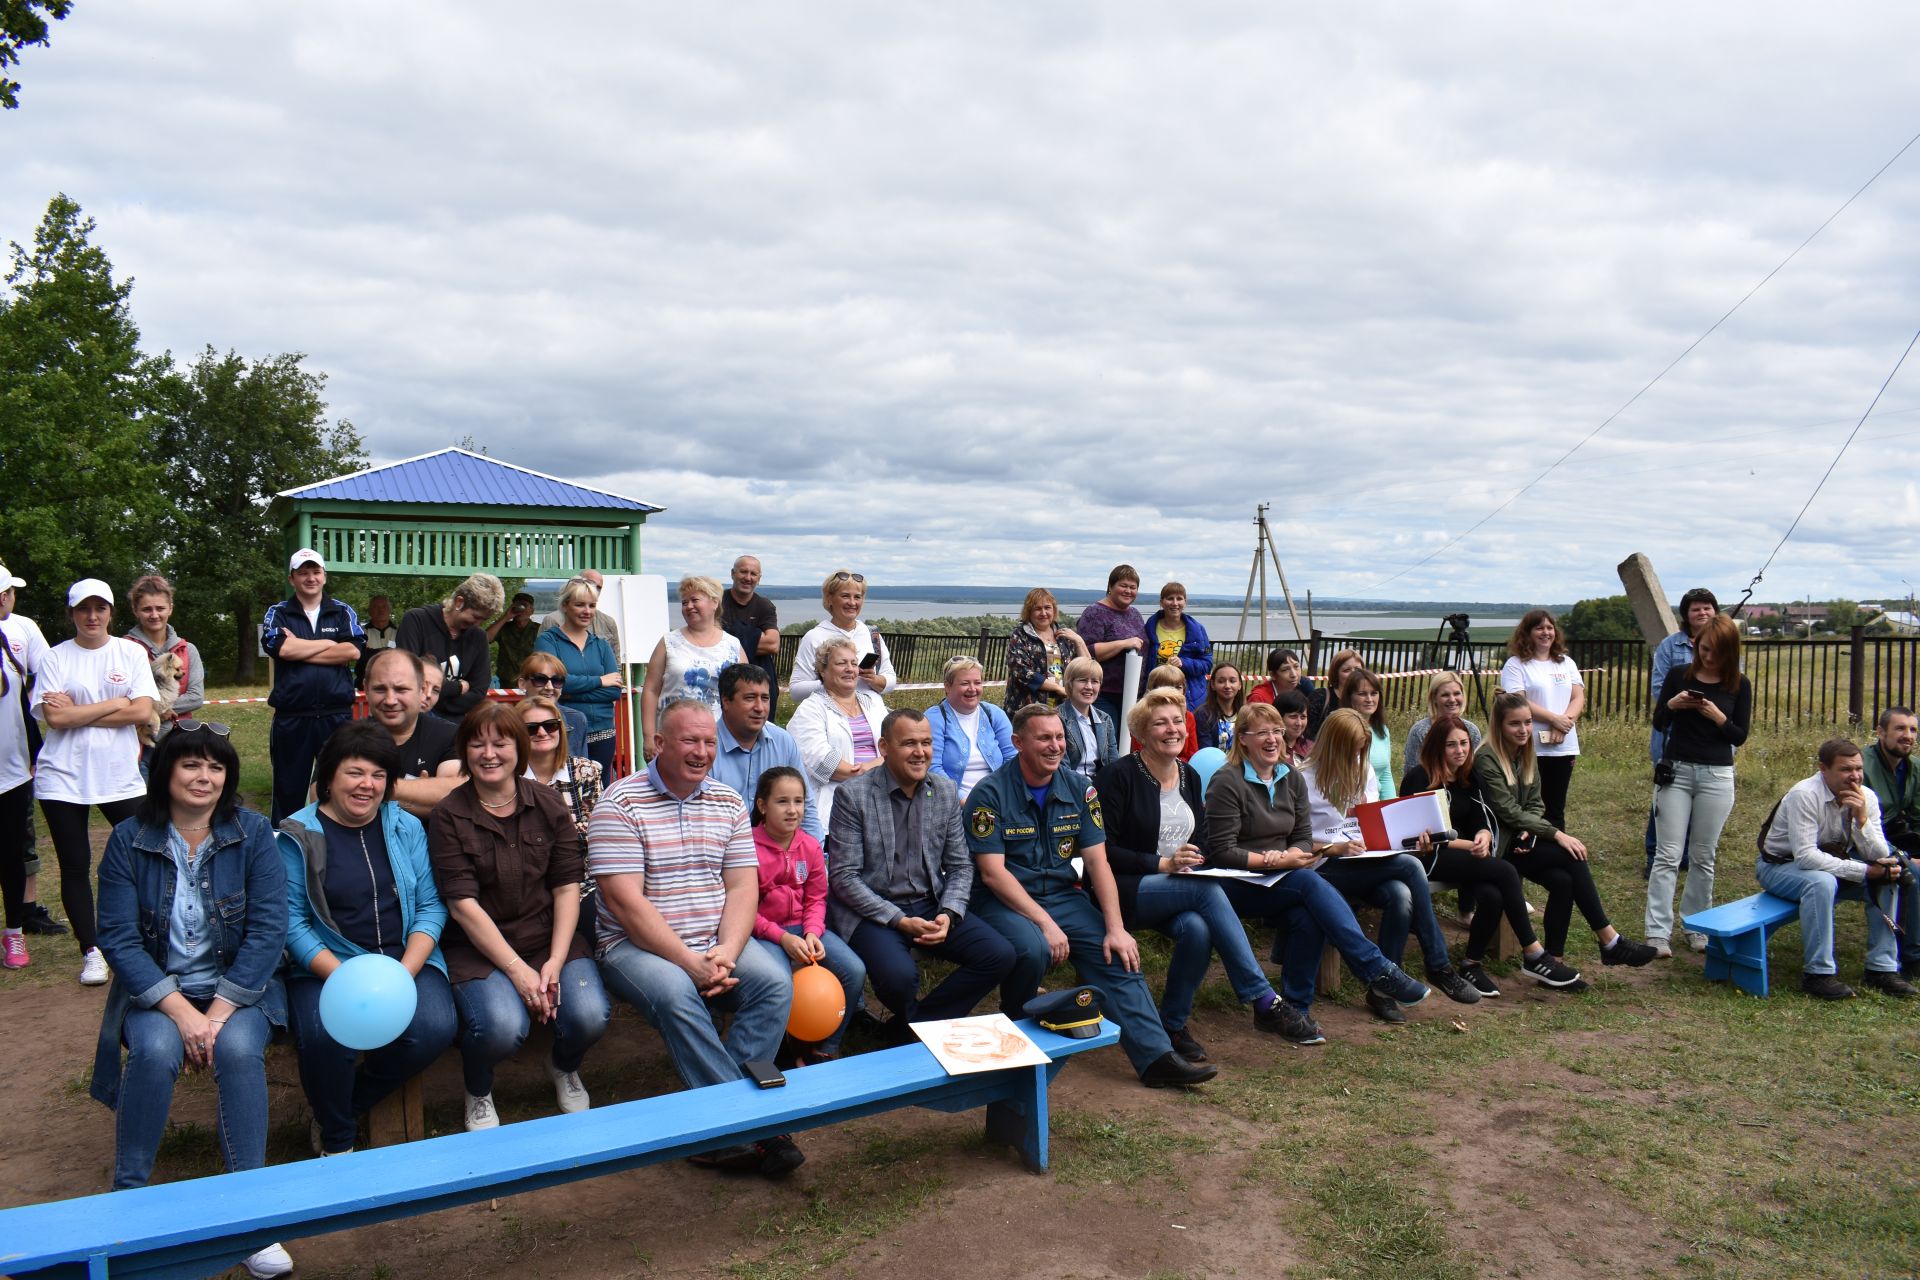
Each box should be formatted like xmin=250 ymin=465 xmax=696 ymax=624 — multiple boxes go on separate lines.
xmin=1654 ymin=760 xmax=1677 ymax=788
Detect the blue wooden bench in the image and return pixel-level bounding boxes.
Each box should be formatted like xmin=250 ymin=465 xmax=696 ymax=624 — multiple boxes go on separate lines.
xmin=1684 ymin=892 xmax=1800 ymax=997
xmin=0 ymin=1016 xmax=1117 ymax=1280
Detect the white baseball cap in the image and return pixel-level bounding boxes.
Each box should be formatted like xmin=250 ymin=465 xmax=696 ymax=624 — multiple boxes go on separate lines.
xmin=67 ymin=578 xmax=114 ymax=608
xmin=0 ymin=564 xmax=23 ymax=591
xmin=288 ymin=549 xmax=325 ymax=572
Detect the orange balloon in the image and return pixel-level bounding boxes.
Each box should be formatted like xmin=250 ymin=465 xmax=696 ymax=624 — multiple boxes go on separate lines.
xmin=787 ymin=962 xmax=846 ymax=1043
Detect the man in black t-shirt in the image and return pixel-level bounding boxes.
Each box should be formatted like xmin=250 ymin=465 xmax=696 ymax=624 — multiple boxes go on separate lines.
xmin=394 ymin=573 xmax=503 ymax=721
xmin=363 ymin=648 xmax=460 ymax=818
xmin=720 ymin=555 xmax=781 ymax=694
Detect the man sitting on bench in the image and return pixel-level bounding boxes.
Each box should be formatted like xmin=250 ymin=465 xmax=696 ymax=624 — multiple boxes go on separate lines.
xmin=589 ymin=701 xmax=804 ymax=1177
xmin=1755 ymin=737 xmax=1913 ymax=1000
xmin=1863 ymin=706 xmax=1920 ymax=979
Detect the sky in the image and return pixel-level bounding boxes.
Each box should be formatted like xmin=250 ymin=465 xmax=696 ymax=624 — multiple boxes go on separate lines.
xmin=6 ymin=3 xmax=1920 ymax=606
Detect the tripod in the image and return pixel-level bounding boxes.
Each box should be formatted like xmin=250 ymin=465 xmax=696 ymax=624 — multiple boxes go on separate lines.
xmin=1428 ymin=612 xmax=1491 ymax=718
xmin=1235 ymin=503 xmax=1306 ymax=643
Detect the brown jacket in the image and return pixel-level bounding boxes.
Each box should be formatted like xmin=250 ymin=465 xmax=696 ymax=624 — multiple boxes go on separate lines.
xmin=1202 ymin=762 xmax=1314 ymax=869
xmin=429 ymin=778 xmax=587 ymax=982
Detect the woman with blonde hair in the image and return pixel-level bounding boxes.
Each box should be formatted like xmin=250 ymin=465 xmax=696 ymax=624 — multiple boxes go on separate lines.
xmin=1002 ymin=588 xmax=1089 ymax=710
xmin=925 ymin=656 xmax=1014 ymax=803
xmin=1402 ymin=671 xmax=1482 ymax=777
xmin=1301 ymin=709 xmax=1482 ymax=1020
xmin=1060 ymin=655 xmax=1119 ymax=773
xmin=786 ymin=636 xmax=889 ymax=832
xmin=1476 ymin=691 xmax=1656 ymax=979
xmin=1645 ymin=614 xmax=1750 ymax=956
xmin=639 ymin=574 xmax=746 ymax=745
xmin=534 ymin=578 xmax=623 ymax=778
xmin=788 ymin=570 xmax=895 ymax=702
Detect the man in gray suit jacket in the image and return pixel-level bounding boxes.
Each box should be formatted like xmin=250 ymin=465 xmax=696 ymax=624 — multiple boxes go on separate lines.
xmin=828 ymin=708 xmax=1017 ymax=1040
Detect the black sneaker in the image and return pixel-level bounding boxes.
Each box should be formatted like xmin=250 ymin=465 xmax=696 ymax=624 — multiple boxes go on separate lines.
xmin=1368 ymin=967 xmax=1430 ymax=1007
xmin=1459 ymin=961 xmax=1501 ymax=998
xmin=1426 ymin=967 xmax=1482 ymax=1005
xmin=756 ymin=1134 xmax=806 ymax=1179
xmin=1140 ymin=1052 xmax=1218 ymax=1089
xmin=1862 ymin=970 xmax=1915 ymax=999
xmin=688 ymin=1144 xmax=763 ymax=1172
xmin=1364 ymin=986 xmax=1407 ymax=1024
xmin=1600 ymin=937 xmax=1659 ymax=967
xmin=1165 ymin=1022 xmax=1208 ymax=1062
xmin=1253 ymin=999 xmax=1326 ymax=1045
xmin=1520 ymin=951 xmax=1583 ymax=988
xmin=1800 ymin=972 xmax=1855 ymax=1001
xmin=21 ymin=904 xmax=67 ymax=936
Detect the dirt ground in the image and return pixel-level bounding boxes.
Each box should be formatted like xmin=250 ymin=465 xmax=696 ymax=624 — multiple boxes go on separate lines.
xmin=0 ymin=957 xmax=1702 ymax=1280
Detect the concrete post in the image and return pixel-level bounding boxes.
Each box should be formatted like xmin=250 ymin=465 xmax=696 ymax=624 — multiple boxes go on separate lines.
xmin=1616 ymin=553 xmax=1679 ymax=649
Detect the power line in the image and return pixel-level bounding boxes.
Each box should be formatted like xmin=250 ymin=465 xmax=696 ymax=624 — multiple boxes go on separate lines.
xmin=1730 ymin=326 xmax=1920 ymax=617
xmin=1363 ymin=123 xmax=1920 ymax=591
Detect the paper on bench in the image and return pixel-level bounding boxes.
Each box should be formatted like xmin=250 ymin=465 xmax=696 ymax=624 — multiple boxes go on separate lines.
xmin=911 ymin=1014 xmax=1054 ymax=1075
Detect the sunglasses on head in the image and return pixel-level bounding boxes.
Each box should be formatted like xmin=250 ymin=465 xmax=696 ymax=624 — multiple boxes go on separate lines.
xmin=523 ymin=719 xmax=563 ymax=737
xmin=830 ymin=572 xmax=866 ymax=585
xmin=173 ymin=720 xmax=233 ymax=737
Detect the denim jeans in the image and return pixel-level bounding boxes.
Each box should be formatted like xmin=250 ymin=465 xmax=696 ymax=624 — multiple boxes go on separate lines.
xmin=845 ymin=904 xmax=1016 ymax=1022
xmin=1316 ymin=853 xmax=1453 ymax=972
xmin=1130 ymin=874 xmax=1274 ymax=1030
xmin=1753 ymin=858 xmax=1900 ymax=975
xmin=1216 ymin=871 xmax=1394 ymax=1009
xmin=113 ymin=1002 xmax=272 ymax=1189
xmin=971 ymin=887 xmax=1174 ymax=1074
xmin=598 ymin=936 xmax=792 ymax=1088
xmin=288 ymin=967 xmax=459 ymax=1153
xmin=749 ymin=926 xmax=867 ymax=1053
xmin=1647 ymin=762 xmax=1735 ymax=940
xmin=450 ymin=957 xmax=611 ymax=1097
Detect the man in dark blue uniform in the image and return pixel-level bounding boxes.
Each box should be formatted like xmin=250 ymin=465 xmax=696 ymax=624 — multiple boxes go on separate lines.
xmin=262 ymin=550 xmax=366 ymax=823
xmin=966 ymin=703 xmax=1216 ymax=1089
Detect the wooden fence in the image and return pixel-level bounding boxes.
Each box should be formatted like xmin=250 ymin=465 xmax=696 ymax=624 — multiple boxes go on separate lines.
xmin=777 ymin=626 xmax=1920 ymax=726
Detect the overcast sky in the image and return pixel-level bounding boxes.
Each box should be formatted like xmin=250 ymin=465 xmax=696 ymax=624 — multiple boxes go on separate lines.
xmin=7 ymin=3 xmax=1920 ymax=605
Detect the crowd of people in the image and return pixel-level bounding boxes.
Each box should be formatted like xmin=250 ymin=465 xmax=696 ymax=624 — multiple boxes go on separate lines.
xmin=0 ymin=554 xmax=1916 ymax=1277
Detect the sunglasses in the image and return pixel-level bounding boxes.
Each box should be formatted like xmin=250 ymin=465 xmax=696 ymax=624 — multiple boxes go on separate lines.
xmin=523 ymin=674 xmax=565 ymax=687
xmin=830 ymin=572 xmax=866 ymax=585
xmin=524 ymin=719 xmax=563 ymax=737
xmin=173 ymin=720 xmax=233 ymax=737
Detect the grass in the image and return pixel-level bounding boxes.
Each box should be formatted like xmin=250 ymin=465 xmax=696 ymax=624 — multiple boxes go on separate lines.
xmin=728 ymin=1130 xmax=951 ymax=1278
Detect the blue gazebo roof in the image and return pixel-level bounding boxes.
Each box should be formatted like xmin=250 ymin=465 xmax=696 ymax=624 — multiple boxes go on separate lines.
xmin=274 ymin=448 xmax=662 ymax=513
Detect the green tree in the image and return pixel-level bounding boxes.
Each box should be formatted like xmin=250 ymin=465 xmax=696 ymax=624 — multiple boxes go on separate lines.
xmin=0 ymin=0 xmax=71 ymax=109
xmin=0 ymin=193 xmax=170 ymax=619
xmin=1561 ymin=594 xmax=1641 ymax=644
xmin=154 ymin=347 xmax=364 ymax=680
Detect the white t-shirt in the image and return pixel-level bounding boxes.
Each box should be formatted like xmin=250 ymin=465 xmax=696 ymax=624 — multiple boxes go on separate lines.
xmin=954 ymin=707 xmax=993 ymax=802
xmin=31 ymin=636 xmax=158 ymax=804
xmin=661 ymin=628 xmax=747 ymax=716
xmin=1499 ymin=655 xmax=1584 ymax=758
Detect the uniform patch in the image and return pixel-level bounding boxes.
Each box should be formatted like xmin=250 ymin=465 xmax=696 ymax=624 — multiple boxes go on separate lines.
xmin=1057 ymin=836 xmax=1075 ymax=860
xmin=1085 ymin=785 xmax=1104 ymax=831
xmin=970 ymin=806 xmax=997 ymax=840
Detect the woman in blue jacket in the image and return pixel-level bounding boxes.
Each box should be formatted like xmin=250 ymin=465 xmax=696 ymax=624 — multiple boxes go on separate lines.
xmin=91 ymin=724 xmax=294 ymax=1277
xmin=1144 ymin=583 xmax=1212 ymax=712
xmin=923 ymin=656 xmax=1014 ymax=802
xmin=534 ymin=578 xmax=624 ymax=777
xmin=279 ymin=721 xmax=457 ymax=1157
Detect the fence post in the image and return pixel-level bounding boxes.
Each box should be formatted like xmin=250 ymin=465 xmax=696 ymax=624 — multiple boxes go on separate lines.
xmin=976 ymin=624 xmax=991 ymax=663
xmin=1307 ymin=628 xmax=1323 ymax=676
xmin=1849 ymin=625 xmax=1866 ymax=724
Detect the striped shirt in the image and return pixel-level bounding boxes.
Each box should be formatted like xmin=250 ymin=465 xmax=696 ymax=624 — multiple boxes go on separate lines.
xmin=588 ymin=761 xmax=755 ymax=953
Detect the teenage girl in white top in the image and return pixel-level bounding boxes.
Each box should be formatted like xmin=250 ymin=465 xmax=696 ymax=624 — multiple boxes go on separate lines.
xmin=1497 ymin=609 xmax=1584 ymax=830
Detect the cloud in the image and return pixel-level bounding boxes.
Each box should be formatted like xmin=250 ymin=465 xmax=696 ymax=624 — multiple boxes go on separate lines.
xmin=7 ymin=1 xmax=1920 ymax=604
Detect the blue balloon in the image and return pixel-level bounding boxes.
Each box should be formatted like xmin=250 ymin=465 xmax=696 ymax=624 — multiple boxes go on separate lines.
xmin=1189 ymin=747 xmax=1228 ymax=796
xmin=319 ymin=953 xmax=418 ymax=1051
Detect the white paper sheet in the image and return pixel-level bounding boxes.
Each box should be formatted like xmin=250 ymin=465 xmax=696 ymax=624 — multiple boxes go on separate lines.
xmin=911 ymin=1014 xmax=1055 ymax=1075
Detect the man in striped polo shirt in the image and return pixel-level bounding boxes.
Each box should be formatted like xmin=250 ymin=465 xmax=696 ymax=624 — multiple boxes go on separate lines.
xmin=590 ymin=700 xmax=804 ymax=1177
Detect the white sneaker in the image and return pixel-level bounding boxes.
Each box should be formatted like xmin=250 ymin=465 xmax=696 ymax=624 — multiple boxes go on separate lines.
xmin=545 ymin=1060 xmax=590 ymax=1114
xmin=78 ymin=947 xmax=109 ymax=986
xmin=464 ymin=1092 xmax=499 ymax=1131
xmin=1651 ymin=936 xmax=1674 ymax=959
xmin=1686 ymin=932 xmax=1709 ymax=953
xmin=243 ymin=1242 xmax=293 ymax=1277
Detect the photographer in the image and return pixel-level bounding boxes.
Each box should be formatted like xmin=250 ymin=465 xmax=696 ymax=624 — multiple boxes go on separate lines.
xmin=1644 ymin=615 xmax=1749 ymax=957
xmin=1755 ymin=738 xmax=1912 ymax=1000
xmin=1862 ymin=707 xmax=1920 ymax=978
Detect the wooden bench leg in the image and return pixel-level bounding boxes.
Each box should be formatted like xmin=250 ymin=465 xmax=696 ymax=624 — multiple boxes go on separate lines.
xmin=1492 ymin=914 xmax=1521 ymax=964
xmin=983 ymin=1062 xmax=1050 ymax=1174
xmin=368 ymin=1076 xmax=426 ymax=1147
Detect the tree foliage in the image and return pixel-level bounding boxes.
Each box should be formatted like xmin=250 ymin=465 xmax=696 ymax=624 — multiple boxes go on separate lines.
xmin=0 ymin=192 xmax=171 ymax=608
xmin=0 ymin=0 xmax=73 ymax=110
xmin=1560 ymin=594 xmax=1641 ymax=644
xmin=155 ymin=348 xmax=365 ymax=679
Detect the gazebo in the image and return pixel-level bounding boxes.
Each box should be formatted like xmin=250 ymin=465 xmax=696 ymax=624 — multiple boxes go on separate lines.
xmin=267 ymin=447 xmax=664 ymax=577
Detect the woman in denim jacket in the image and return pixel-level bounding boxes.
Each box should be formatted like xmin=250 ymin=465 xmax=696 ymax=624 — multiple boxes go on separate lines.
xmin=90 ymin=724 xmax=292 ymax=1277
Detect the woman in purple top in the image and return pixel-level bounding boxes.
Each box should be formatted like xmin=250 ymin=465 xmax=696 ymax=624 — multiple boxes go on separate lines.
xmin=1075 ymin=564 xmax=1150 ymax=725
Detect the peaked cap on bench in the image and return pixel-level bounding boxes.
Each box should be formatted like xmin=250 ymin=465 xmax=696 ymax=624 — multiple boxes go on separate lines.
xmin=1027 ymin=986 xmax=1105 ymax=1038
